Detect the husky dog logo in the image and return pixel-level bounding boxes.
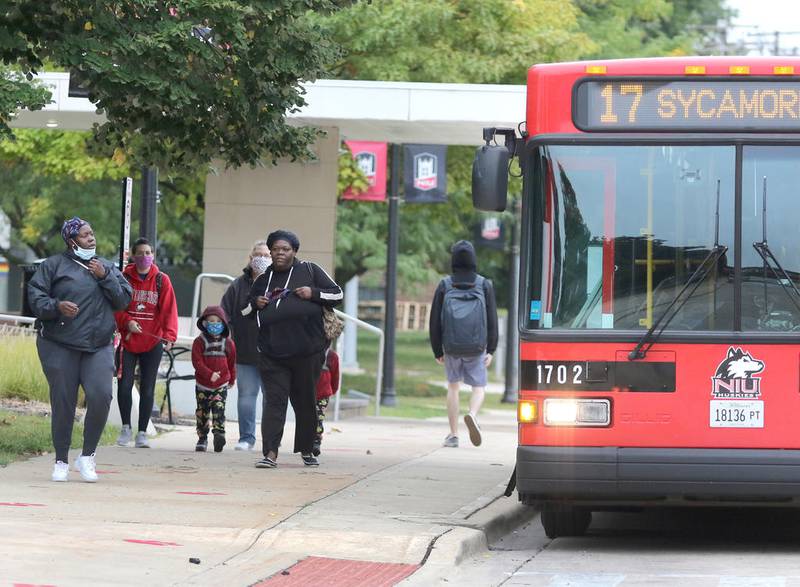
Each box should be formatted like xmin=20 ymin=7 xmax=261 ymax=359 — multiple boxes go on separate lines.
xmin=354 ymin=152 xmax=377 ymax=186
xmin=481 ymin=217 xmax=501 ymax=240
xmin=413 ymin=153 xmax=438 ymax=191
xmin=136 ymin=303 xmax=146 ymax=312
xmin=711 ymin=347 xmax=765 ymax=399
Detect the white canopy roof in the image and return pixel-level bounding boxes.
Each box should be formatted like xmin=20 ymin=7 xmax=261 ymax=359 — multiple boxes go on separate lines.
xmin=11 ymin=74 xmax=525 ymax=146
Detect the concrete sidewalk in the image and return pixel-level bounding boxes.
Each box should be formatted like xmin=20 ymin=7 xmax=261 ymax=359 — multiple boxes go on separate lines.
xmin=0 ymin=408 xmax=530 ymax=586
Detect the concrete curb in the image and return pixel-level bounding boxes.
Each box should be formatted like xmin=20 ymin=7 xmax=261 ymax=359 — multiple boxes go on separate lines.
xmin=401 ymin=494 xmax=539 ymax=585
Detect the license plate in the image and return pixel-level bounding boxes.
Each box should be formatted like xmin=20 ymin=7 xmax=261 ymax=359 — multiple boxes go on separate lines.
xmin=710 ymin=400 xmax=764 ymax=428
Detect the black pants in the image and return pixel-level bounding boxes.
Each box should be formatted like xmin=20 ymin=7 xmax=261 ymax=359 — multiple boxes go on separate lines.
xmin=117 ymin=343 xmax=163 ymax=431
xmin=37 ymin=337 xmax=114 ymax=463
xmin=259 ymin=351 xmax=324 ymax=456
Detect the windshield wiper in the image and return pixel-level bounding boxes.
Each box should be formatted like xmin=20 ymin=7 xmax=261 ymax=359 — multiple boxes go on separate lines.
xmin=751 ymin=176 xmax=800 ymax=314
xmin=629 ymin=180 xmax=726 ymax=361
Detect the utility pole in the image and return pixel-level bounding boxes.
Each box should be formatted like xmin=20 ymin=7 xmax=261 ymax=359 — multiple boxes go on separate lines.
xmin=139 ymin=167 xmax=159 ymax=253
xmin=502 ymin=198 xmax=521 ymax=403
xmin=381 ymin=144 xmax=400 ymax=407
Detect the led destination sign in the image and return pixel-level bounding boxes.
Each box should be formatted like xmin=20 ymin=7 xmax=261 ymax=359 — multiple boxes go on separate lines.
xmin=574 ymin=79 xmax=800 ymax=131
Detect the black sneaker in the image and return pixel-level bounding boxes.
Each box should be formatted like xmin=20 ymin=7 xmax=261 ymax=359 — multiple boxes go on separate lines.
xmin=301 ymin=453 xmax=319 ymax=467
xmin=312 ymin=441 xmax=321 ymax=457
xmin=255 ymin=456 xmax=277 ymax=468
xmin=195 ymin=437 xmax=207 ymax=452
xmin=213 ymin=433 xmax=226 ymax=453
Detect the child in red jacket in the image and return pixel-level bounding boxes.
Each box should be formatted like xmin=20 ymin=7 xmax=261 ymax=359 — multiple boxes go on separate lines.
xmin=192 ymin=306 xmax=236 ymax=453
xmin=313 ymin=347 xmax=340 ymax=456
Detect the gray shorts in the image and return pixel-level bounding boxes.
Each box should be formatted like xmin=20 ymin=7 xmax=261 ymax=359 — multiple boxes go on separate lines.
xmin=444 ymin=353 xmax=487 ymax=387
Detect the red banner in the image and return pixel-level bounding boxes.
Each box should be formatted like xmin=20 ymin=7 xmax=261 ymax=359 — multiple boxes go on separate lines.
xmin=342 ymin=141 xmax=387 ymax=201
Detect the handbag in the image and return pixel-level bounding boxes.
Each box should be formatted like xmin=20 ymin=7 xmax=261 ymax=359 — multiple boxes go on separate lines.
xmin=322 ymin=306 xmax=344 ymax=341
xmin=304 ymin=261 xmax=344 ymax=341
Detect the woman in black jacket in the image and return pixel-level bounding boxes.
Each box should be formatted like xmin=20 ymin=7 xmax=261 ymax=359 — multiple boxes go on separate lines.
xmin=250 ymin=230 xmax=342 ymax=469
xmin=28 ymin=217 xmax=132 ymax=483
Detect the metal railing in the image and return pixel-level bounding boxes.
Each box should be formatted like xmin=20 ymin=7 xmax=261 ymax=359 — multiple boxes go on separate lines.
xmin=0 ymin=313 xmax=36 ymax=336
xmin=0 ymin=313 xmax=36 ymax=325
xmin=333 ymin=308 xmax=385 ymax=419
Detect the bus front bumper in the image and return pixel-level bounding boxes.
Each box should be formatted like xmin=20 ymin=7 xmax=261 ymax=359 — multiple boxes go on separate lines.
xmin=517 ymin=446 xmax=800 ymax=505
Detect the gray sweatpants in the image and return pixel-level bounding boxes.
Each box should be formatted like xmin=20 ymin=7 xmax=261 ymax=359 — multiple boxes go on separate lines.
xmin=36 ymin=337 xmax=114 ymax=463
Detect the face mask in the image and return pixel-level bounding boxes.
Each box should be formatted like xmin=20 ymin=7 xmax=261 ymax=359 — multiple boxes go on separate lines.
xmin=250 ymin=255 xmax=271 ymax=275
xmin=134 ymin=255 xmax=154 ymax=271
xmin=205 ymin=321 xmax=224 ymax=336
xmin=73 ymin=244 xmax=96 ymax=261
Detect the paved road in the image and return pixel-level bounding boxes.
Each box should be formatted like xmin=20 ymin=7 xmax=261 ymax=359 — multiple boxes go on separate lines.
xmin=444 ymin=506 xmax=800 ymax=586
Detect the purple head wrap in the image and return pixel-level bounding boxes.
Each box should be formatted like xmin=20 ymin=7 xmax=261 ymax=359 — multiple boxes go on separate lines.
xmin=61 ymin=216 xmax=88 ymax=246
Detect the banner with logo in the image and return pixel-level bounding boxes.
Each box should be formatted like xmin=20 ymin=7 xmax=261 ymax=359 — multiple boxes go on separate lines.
xmin=403 ymin=144 xmax=447 ymax=203
xmin=475 ymin=216 xmax=505 ymax=250
xmin=342 ymin=141 xmax=387 ymax=201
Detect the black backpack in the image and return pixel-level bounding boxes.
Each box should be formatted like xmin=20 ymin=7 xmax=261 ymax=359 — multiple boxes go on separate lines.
xmin=441 ymin=275 xmax=487 ymax=356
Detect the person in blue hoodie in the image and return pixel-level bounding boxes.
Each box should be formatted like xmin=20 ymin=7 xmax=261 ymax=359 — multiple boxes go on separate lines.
xmin=249 ymin=230 xmax=342 ymax=469
xmin=28 ymin=217 xmax=132 ymax=483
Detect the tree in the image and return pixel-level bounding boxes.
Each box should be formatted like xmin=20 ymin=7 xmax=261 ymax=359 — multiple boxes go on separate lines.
xmin=0 ymin=66 xmax=49 ymax=139
xmin=1 ymin=1 xmax=350 ymax=171
xmin=315 ymin=0 xmax=595 ymax=84
xmin=575 ymin=0 xmax=734 ymax=59
xmin=0 ymin=129 xmax=206 ymax=266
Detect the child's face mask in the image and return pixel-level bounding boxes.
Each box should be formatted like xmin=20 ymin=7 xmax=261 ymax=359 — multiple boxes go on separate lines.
xmin=205 ymin=321 xmax=224 ymax=336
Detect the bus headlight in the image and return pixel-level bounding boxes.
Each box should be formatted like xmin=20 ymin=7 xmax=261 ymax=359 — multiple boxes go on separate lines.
xmin=518 ymin=400 xmax=537 ymax=423
xmin=543 ymin=398 xmax=610 ymax=427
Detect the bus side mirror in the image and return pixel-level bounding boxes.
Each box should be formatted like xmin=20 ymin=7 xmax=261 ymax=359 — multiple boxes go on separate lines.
xmin=472 ymin=144 xmax=509 ymax=212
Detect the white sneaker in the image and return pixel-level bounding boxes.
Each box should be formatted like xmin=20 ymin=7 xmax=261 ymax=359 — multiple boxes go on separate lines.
xmin=52 ymin=461 xmax=69 ymax=482
xmin=117 ymin=425 xmax=132 ymax=446
xmin=135 ymin=431 xmax=150 ymax=448
xmin=74 ymin=454 xmax=98 ymax=483
xmin=234 ymin=441 xmax=254 ymax=451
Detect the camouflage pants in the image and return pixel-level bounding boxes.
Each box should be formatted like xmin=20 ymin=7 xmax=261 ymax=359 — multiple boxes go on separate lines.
xmin=195 ymin=386 xmax=227 ymax=438
xmin=315 ymin=397 xmax=329 ymax=446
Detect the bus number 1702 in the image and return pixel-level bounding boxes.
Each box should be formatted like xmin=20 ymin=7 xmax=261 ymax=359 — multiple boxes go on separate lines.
xmin=536 ymin=363 xmax=584 ymax=385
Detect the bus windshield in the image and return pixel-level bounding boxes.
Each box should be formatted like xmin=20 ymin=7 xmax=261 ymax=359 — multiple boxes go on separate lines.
xmin=527 ymin=144 xmax=800 ymax=333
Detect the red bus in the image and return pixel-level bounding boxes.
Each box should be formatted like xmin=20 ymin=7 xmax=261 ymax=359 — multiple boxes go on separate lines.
xmin=473 ymin=56 xmax=800 ymax=538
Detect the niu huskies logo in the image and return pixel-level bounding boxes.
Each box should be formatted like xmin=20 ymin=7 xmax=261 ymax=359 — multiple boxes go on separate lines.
xmin=711 ymin=347 xmax=764 ymax=399
xmin=354 ymin=151 xmax=377 ymax=186
xmin=413 ymin=152 xmax=438 ymax=191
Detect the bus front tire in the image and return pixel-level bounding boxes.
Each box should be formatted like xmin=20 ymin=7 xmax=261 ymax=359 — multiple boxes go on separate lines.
xmin=540 ymin=504 xmax=592 ymax=539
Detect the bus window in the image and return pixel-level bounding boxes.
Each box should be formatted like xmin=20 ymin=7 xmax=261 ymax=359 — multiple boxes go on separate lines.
xmin=742 ymin=146 xmax=800 ymax=332
xmin=528 ymin=145 xmax=735 ymax=331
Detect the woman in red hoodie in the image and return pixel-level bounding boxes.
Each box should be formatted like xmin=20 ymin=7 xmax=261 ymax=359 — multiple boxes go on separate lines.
xmin=114 ymin=238 xmax=178 ymax=448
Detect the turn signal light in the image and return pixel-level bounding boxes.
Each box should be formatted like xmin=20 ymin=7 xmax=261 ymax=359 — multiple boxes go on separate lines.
xmin=518 ymin=400 xmax=537 ymax=423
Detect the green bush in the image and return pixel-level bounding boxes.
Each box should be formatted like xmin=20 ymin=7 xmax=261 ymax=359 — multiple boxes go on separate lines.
xmin=0 ymin=335 xmax=49 ymax=402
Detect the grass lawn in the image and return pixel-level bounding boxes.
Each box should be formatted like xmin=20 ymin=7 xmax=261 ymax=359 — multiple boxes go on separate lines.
xmin=0 ymin=410 xmax=118 ymax=466
xmin=344 ymin=330 xmax=515 ymax=419
xmin=0 ymin=335 xmax=49 ymax=402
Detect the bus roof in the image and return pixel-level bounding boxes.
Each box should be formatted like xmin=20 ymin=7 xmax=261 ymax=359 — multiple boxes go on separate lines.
xmin=530 ymin=55 xmax=800 ymax=76
xmin=527 ymin=56 xmax=800 ymax=136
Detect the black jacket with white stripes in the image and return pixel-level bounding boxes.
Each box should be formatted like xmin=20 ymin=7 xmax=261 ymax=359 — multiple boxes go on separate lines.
xmin=249 ymin=259 xmax=342 ymax=359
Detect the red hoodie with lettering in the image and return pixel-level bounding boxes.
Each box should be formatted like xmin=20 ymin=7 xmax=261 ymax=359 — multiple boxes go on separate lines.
xmin=115 ymin=263 xmax=178 ymax=354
